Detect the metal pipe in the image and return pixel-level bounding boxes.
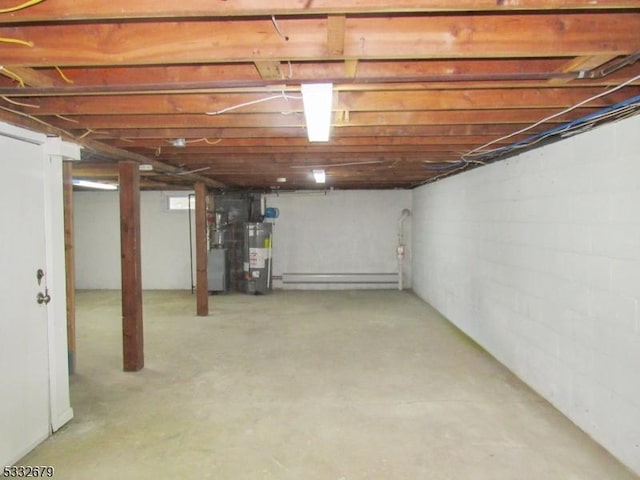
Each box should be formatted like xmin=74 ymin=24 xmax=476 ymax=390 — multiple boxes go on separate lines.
xmin=0 ymin=72 xmax=586 ymax=97
xmin=397 ymin=208 xmax=411 ymax=291
xmin=266 ymin=232 xmax=273 ymax=290
xmin=188 ymin=193 xmax=195 ymax=294
xmin=589 ymin=51 xmax=640 ymax=79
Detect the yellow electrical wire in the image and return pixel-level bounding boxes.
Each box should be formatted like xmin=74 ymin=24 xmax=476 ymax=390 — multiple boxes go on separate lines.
xmin=0 ymin=105 xmax=74 ymax=138
xmin=0 ymin=0 xmax=45 ymax=14
xmin=54 ymin=66 xmax=74 ymax=84
xmin=0 ymin=37 xmax=33 ymax=47
xmin=0 ymin=66 xmax=25 ymax=86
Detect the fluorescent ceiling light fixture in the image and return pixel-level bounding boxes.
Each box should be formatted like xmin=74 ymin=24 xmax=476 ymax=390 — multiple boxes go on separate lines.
xmin=301 ymin=83 xmax=333 ymax=142
xmin=312 ymin=169 xmax=326 ymax=184
xmin=72 ymin=179 xmax=118 ymax=190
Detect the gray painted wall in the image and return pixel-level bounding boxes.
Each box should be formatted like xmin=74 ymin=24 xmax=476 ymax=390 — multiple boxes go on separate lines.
xmin=75 ymin=189 xmax=412 ymax=291
xmin=265 ymin=190 xmax=412 ymax=289
xmin=74 ymin=190 xmax=195 ymax=289
xmin=411 ymin=115 xmax=640 ymax=474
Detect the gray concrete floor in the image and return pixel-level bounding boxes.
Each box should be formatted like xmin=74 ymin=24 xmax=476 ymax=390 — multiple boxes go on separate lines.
xmin=21 ymin=290 xmax=638 ymax=479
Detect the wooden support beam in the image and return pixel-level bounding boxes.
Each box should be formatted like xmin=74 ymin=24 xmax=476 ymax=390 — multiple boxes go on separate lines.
xmin=119 ymin=161 xmax=144 ymax=372
xmin=62 ymin=162 xmax=76 ymax=374
xmin=195 ymin=182 xmax=208 ymax=316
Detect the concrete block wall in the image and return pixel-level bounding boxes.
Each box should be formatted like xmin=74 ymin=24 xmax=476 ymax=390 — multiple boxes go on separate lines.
xmin=265 ymin=190 xmax=412 ymax=289
xmin=74 ymin=191 xmax=195 ymax=289
xmin=411 ymin=115 xmax=640 ymax=474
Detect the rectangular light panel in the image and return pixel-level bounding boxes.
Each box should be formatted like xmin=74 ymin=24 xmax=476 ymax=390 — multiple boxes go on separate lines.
xmin=72 ymin=179 xmax=118 ymax=190
xmin=301 ymin=83 xmax=333 ymax=142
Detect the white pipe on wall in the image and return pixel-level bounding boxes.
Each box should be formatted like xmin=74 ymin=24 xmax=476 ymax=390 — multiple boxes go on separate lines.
xmin=397 ymin=208 xmax=411 ymax=290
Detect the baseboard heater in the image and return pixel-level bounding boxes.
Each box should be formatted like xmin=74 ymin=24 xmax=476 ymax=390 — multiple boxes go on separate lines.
xmin=281 ymin=272 xmax=398 ymax=285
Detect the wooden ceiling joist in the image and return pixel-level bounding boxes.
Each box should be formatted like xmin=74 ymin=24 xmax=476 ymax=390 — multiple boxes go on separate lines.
xmin=0 ymin=4 xmax=638 ymax=189
xmin=0 ymin=14 xmax=637 ymax=67
xmin=1 ymin=0 xmax=638 ymax=24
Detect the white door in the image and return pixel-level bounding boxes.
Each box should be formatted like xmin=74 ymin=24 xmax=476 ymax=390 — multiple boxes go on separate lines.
xmin=0 ymin=134 xmax=51 ymax=466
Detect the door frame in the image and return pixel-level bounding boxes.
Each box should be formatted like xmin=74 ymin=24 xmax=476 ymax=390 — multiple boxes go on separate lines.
xmin=43 ymin=137 xmax=81 ymax=432
xmin=0 ymin=123 xmax=79 ymax=452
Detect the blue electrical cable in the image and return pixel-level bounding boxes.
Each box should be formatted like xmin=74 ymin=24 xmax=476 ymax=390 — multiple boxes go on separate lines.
xmin=421 ymin=93 xmax=640 ymax=178
xmin=472 ymin=94 xmax=640 ymax=163
xmin=422 ymin=161 xmax=464 ymax=171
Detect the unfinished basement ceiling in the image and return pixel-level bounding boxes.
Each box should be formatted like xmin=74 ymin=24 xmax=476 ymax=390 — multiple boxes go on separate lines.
xmin=0 ymin=1 xmax=639 ymax=190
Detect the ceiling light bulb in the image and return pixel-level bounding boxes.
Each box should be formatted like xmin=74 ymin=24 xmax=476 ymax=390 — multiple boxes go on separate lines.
xmin=301 ymin=83 xmax=333 ymax=142
xmin=312 ymin=169 xmax=326 ymax=184
xmin=172 ymin=138 xmax=186 ymax=147
xmin=276 ymin=177 xmax=287 ymax=183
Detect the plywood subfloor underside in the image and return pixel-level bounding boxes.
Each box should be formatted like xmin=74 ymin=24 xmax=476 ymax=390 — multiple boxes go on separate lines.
xmin=20 ymin=290 xmax=638 ymax=479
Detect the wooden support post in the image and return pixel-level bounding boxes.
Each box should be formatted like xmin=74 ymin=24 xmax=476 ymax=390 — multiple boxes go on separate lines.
xmin=119 ymin=161 xmax=144 ymax=371
xmin=195 ymin=182 xmax=209 ymax=316
xmin=62 ymin=162 xmax=76 ymax=374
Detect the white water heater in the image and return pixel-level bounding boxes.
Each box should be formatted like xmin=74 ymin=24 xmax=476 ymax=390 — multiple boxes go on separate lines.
xmin=243 ymin=222 xmax=273 ymax=294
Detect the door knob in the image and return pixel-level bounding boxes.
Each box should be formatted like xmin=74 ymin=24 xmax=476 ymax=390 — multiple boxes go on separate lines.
xmin=36 ymin=291 xmax=51 ymax=305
